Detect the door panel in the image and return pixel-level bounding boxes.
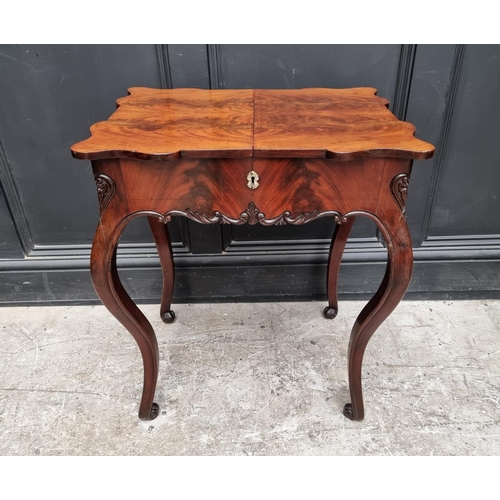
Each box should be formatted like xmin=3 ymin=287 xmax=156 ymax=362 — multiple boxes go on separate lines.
xmin=427 ymin=45 xmax=500 ymax=238
xmin=0 ymin=45 xmax=186 ymax=250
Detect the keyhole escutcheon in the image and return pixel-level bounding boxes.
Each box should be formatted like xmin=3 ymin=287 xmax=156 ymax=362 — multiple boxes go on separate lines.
xmin=247 ymin=170 xmax=260 ymax=190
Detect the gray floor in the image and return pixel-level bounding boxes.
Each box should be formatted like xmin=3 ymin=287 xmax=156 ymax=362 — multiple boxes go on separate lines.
xmin=1 ymin=299 xmax=500 ymax=455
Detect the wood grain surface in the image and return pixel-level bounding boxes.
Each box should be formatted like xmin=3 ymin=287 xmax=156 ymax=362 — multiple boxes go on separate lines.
xmin=71 ymin=87 xmax=434 ymax=161
xmin=111 ymin=157 xmax=410 ymax=220
xmin=254 ymin=88 xmax=433 ymax=159
xmin=72 ymin=88 xmax=254 ymax=160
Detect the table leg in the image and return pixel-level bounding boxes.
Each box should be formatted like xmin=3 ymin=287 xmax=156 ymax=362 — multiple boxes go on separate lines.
xmin=148 ymin=217 xmax=176 ymax=324
xmin=91 ymin=212 xmax=160 ymax=420
xmin=343 ymin=214 xmax=413 ymax=421
xmin=323 ymin=217 xmax=355 ymax=319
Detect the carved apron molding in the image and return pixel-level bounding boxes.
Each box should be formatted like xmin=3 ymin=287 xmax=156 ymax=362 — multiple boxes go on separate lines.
xmin=391 ymin=173 xmax=410 ymax=214
xmin=163 ymin=202 xmax=347 ymax=226
xmin=95 ymin=173 xmax=116 ymax=213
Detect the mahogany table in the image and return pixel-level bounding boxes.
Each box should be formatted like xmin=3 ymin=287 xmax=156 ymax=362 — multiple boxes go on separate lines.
xmin=71 ymin=87 xmax=434 ymax=421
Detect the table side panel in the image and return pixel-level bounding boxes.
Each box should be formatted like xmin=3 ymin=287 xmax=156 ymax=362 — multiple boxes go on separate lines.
xmin=90 ymin=158 xmax=412 ymax=224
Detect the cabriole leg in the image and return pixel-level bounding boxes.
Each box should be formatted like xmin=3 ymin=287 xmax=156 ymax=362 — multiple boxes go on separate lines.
xmin=91 ymin=213 xmax=160 ymax=420
xmin=343 ymin=215 xmax=412 ymax=421
xmin=323 ymin=217 xmax=355 ymax=319
xmin=148 ymin=216 xmax=176 ymax=324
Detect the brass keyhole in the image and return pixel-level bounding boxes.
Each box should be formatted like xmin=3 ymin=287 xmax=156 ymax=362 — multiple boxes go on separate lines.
xmin=247 ymin=170 xmax=259 ymax=190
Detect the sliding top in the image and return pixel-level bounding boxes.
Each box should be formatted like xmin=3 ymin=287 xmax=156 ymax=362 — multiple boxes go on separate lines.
xmin=71 ymin=87 xmax=435 ymax=161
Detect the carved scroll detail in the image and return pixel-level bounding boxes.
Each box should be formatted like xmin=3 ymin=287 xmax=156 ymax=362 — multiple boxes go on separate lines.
xmin=391 ymin=173 xmax=409 ymax=214
xmin=95 ymin=173 xmax=116 ymax=213
xmin=163 ymin=202 xmax=345 ymax=226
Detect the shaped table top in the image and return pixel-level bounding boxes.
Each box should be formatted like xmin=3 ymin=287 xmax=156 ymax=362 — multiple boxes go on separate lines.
xmin=71 ymin=87 xmax=434 ymax=162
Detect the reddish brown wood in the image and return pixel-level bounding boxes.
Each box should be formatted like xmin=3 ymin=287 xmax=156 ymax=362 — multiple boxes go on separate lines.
xmin=91 ymin=207 xmax=160 ymax=420
xmin=71 ymin=87 xmax=434 ymax=162
xmin=148 ymin=216 xmax=175 ymax=323
xmin=343 ymin=211 xmax=413 ymax=421
xmin=114 ymin=157 xmax=411 ymax=222
xmin=254 ymin=88 xmax=434 ymax=160
xmin=73 ymin=88 xmax=435 ymax=422
xmin=323 ymin=217 xmax=356 ymax=320
xmin=71 ymin=88 xmax=254 ymax=161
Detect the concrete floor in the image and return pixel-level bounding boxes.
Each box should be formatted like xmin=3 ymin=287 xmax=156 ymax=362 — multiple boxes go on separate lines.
xmin=1 ymin=299 xmax=500 ymax=455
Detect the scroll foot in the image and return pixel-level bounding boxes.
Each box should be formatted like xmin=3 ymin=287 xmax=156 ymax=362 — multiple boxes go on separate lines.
xmin=160 ymin=310 xmax=176 ymax=324
xmin=91 ymin=213 xmax=160 ymax=422
xmin=147 ymin=402 xmax=160 ymax=420
xmin=148 ymin=217 xmax=176 ymax=328
xmin=323 ymin=306 xmax=338 ymax=320
xmin=325 ymin=217 xmax=355 ymax=323
xmin=343 ymin=403 xmax=355 ymax=420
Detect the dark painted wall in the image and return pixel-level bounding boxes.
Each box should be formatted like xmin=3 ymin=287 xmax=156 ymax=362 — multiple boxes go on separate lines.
xmin=0 ymin=44 xmax=499 ymax=305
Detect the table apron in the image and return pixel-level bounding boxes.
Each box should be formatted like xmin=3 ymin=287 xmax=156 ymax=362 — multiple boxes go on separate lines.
xmin=91 ymin=157 xmax=412 ymax=225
